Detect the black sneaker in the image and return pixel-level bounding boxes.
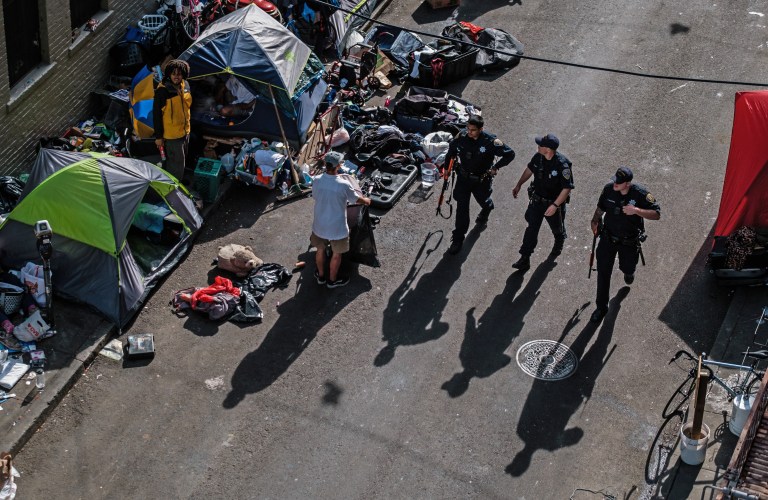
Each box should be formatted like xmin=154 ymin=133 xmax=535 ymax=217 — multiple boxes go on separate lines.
xmin=590 ymin=307 xmax=608 ymax=323
xmin=512 ymin=255 xmax=530 ymax=271
xmin=624 ymin=273 xmax=635 ymax=285
xmin=327 ymin=277 xmax=350 ymax=289
xmin=314 ymin=269 xmax=326 ymax=285
xmin=448 ymin=239 xmax=463 ymax=255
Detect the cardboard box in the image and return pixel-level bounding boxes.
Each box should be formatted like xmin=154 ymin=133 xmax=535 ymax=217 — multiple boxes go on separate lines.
xmin=426 ymin=0 xmax=460 ymax=8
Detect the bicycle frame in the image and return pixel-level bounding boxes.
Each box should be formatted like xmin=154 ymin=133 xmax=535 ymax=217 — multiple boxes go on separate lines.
xmin=671 ymin=350 xmax=763 ymax=400
xmin=701 ymin=357 xmax=761 ymax=400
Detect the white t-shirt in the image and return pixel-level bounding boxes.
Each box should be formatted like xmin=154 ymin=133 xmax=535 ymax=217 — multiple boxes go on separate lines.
xmin=311 ymin=173 xmax=360 ymax=240
xmin=226 ymin=77 xmax=256 ymax=104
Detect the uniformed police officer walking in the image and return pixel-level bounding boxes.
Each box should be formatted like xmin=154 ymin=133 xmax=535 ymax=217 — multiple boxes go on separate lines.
xmin=510 ymin=134 xmax=574 ymax=271
xmin=589 ymin=166 xmax=660 ymax=323
xmin=445 ymin=115 xmax=516 ymax=255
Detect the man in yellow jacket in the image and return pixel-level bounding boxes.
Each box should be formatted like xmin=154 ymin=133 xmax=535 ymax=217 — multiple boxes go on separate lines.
xmin=153 ymin=59 xmax=192 ymax=181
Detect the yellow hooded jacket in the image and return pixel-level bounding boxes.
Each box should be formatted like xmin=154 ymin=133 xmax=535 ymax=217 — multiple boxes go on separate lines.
xmin=153 ymin=79 xmax=192 ymax=140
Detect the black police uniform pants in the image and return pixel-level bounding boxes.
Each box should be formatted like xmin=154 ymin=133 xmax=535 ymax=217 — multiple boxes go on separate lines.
xmin=519 ymin=201 xmax=567 ymax=256
xmin=452 ymin=176 xmax=493 ymax=241
xmin=595 ymin=238 xmax=639 ymax=310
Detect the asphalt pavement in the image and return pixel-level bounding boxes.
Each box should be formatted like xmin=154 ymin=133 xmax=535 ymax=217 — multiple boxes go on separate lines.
xmin=4 ymin=0 xmax=768 ymax=498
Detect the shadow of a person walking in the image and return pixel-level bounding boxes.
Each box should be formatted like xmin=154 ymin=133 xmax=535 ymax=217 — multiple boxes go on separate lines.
xmin=505 ymin=287 xmax=631 ymax=477
xmin=442 ymin=259 xmax=558 ymax=397
xmin=223 ymin=263 xmax=372 ymax=409
xmin=374 ymin=227 xmax=482 ymax=367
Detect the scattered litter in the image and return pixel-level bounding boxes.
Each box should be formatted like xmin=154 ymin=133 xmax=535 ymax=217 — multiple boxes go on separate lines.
xmin=669 ymin=83 xmax=687 ymax=93
xmin=98 ymin=339 xmax=124 ymax=361
xmin=126 ymin=334 xmax=155 ymax=360
xmin=205 ymin=376 xmax=224 ymax=391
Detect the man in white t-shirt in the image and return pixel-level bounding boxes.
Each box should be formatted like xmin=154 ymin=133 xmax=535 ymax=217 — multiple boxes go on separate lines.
xmin=217 ymin=76 xmax=257 ymax=117
xmin=310 ymin=151 xmax=371 ymax=288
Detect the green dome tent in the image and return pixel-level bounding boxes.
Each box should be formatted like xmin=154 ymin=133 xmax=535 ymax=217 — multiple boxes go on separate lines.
xmin=0 ymin=149 xmax=203 ymax=326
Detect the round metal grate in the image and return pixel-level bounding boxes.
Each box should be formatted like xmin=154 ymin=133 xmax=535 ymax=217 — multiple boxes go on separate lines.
xmin=516 ymin=340 xmax=578 ymax=380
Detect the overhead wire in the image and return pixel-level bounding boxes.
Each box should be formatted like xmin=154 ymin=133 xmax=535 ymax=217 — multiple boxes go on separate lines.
xmin=311 ymin=0 xmax=768 ymax=87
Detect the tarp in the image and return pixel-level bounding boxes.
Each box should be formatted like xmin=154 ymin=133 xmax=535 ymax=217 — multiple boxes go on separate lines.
xmin=0 ymin=150 xmax=203 ymax=326
xmin=328 ymin=0 xmax=379 ymax=56
xmin=129 ymin=65 xmax=157 ymax=139
xmin=714 ymin=90 xmax=768 ymax=238
xmin=180 ymin=4 xmax=327 ymax=145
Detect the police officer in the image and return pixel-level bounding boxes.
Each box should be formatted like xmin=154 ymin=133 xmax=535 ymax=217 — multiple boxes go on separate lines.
xmin=445 ymin=115 xmax=515 ymax=255
xmin=589 ymin=166 xmax=661 ymax=323
xmin=511 ymin=134 xmax=574 ymax=271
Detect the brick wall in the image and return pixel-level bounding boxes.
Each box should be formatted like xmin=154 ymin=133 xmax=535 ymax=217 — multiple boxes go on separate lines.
xmin=0 ymin=0 xmax=156 ymax=176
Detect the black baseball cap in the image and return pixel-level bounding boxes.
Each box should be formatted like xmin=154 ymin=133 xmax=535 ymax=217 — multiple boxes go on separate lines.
xmin=535 ymin=133 xmax=559 ymax=150
xmin=612 ymin=166 xmax=633 ymax=184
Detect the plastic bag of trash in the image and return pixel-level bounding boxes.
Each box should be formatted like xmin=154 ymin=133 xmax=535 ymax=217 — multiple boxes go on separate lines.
xmin=99 ymin=339 xmax=124 ymax=361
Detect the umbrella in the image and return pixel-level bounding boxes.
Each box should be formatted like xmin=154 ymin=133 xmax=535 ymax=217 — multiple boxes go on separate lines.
xmin=129 ymin=66 xmax=157 ymax=139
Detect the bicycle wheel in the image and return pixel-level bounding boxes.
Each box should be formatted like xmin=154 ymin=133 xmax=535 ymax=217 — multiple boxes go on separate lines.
xmin=646 ymin=411 xmax=684 ymax=484
xmin=178 ymin=6 xmax=200 ymax=42
xmin=662 ymin=375 xmax=696 ymax=419
xmin=745 ymin=372 xmax=764 ymax=398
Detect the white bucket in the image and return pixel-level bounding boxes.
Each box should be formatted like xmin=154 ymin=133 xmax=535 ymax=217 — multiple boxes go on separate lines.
xmin=730 ymin=394 xmax=756 ymax=436
xmin=421 ymin=162 xmax=437 ymax=188
xmin=680 ymin=422 xmax=710 ymax=465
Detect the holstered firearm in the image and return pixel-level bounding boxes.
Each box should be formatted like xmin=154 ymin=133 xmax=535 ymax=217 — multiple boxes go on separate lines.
xmin=436 ymin=157 xmax=455 ymax=219
xmin=638 ymin=232 xmax=647 ymax=266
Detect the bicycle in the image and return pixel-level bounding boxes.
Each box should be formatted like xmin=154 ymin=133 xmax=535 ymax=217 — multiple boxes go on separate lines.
xmin=662 ymin=349 xmax=766 ymax=419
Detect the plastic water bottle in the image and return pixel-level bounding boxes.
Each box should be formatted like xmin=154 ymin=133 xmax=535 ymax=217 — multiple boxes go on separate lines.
xmin=280 ymin=182 xmax=289 ymax=197
xmin=35 ymin=368 xmax=45 ymax=390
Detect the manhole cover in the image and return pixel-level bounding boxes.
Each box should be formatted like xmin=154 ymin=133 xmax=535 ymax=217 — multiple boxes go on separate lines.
xmin=516 ymin=340 xmax=578 ymax=380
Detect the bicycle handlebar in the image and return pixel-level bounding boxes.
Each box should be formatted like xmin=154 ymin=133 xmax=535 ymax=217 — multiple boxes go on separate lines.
xmin=669 ymin=350 xmax=694 ymax=364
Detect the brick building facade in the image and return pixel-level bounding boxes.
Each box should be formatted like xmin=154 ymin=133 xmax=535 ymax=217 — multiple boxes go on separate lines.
xmin=0 ymin=0 xmax=152 ymax=176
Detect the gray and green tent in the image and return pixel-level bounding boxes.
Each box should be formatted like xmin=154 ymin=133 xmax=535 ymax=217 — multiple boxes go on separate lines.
xmin=0 ymin=149 xmax=203 ymax=326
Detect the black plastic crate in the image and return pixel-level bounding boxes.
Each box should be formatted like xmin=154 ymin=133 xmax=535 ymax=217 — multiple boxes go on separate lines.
xmin=411 ymin=46 xmax=479 ymax=87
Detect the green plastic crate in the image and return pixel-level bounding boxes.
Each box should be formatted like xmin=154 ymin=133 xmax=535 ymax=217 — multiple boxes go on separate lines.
xmin=194 ymin=158 xmax=222 ymax=203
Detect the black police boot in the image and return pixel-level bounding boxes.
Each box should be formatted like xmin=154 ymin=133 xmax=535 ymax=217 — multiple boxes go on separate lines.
xmin=475 ymin=208 xmax=492 ymax=225
xmin=590 ymin=307 xmax=608 ymax=323
xmin=624 ymin=273 xmax=635 ymax=285
xmin=448 ymin=238 xmax=464 ymax=255
xmin=550 ymin=238 xmax=565 ymax=257
xmin=512 ymin=255 xmax=530 ymax=271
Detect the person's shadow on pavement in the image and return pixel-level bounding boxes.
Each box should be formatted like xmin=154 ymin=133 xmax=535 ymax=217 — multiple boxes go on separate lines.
xmin=505 ymin=287 xmax=630 ymax=477
xmin=222 ymin=254 xmax=372 ymax=409
xmin=374 ymin=227 xmax=481 ymax=367
xmin=441 ymin=259 xmax=558 ymax=397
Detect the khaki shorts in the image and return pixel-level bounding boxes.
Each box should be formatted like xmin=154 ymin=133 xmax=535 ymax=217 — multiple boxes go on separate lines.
xmin=310 ymin=232 xmax=350 ymax=254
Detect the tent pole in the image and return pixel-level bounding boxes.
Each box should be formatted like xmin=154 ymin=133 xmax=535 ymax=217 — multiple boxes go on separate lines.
xmin=269 ymin=85 xmax=300 ymax=186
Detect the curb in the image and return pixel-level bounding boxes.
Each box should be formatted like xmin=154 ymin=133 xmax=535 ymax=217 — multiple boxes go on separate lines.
xmin=4 ymin=319 xmax=116 ymax=455
xmin=2 ymin=177 xmax=237 ymax=455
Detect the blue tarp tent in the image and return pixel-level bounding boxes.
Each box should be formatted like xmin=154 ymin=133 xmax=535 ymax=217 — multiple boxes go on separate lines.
xmin=180 ymin=4 xmax=327 ymax=147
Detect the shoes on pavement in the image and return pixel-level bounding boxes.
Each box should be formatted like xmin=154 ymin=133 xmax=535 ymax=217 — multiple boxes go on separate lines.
xmin=624 ymin=273 xmax=635 ymax=285
xmin=327 ymin=276 xmax=350 ymax=289
xmin=314 ymin=269 xmax=326 ymax=285
xmin=448 ymin=239 xmax=463 ymax=255
xmin=512 ymin=255 xmax=530 ymax=271
xmin=550 ymin=238 xmax=564 ymax=257
xmin=590 ymin=307 xmax=608 ymax=323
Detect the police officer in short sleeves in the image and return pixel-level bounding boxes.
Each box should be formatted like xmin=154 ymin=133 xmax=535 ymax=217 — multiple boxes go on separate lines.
xmin=445 ymin=115 xmax=516 ymax=255
xmin=589 ymin=166 xmax=661 ymax=323
xmin=511 ymin=134 xmax=574 ymax=271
